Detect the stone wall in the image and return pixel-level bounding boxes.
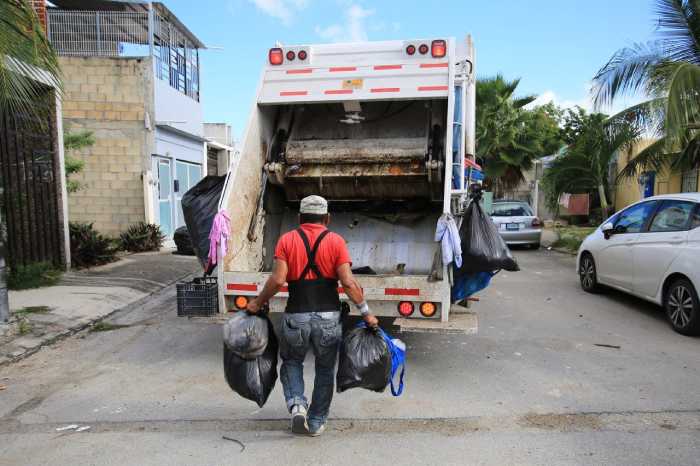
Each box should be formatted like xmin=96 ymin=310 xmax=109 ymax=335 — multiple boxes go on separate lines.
xmin=60 ymin=57 xmax=152 ymax=237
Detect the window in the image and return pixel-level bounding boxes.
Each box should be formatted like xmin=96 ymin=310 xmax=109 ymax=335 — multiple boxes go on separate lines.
xmin=649 ymin=201 xmax=695 ymax=232
xmin=491 ymin=202 xmax=533 ymax=217
xmin=690 ymin=205 xmax=700 ymax=230
xmin=681 ymin=168 xmax=698 ymax=193
xmin=614 ymin=201 xmax=658 ymax=233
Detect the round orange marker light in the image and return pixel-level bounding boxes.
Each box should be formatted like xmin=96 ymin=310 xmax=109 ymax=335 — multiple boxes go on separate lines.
xmin=398 ymin=301 xmax=414 ymax=317
xmin=420 ymin=302 xmax=436 ymax=317
xmin=234 ymin=296 xmax=249 ymax=310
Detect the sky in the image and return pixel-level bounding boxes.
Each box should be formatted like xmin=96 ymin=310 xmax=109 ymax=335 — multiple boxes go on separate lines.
xmin=163 ymin=0 xmax=658 ymax=141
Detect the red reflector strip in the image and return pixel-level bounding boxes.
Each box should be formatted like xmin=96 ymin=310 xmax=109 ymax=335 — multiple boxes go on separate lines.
xmin=227 ymin=283 xmax=257 ymax=291
xmin=420 ymin=62 xmax=449 ymax=68
xmin=280 ymin=90 xmax=308 ymax=96
xmin=324 ymin=89 xmax=353 ymax=95
xmin=370 ymin=87 xmax=400 ymax=93
xmin=374 ymin=64 xmax=402 ymax=70
xmin=329 ymin=66 xmax=357 ymax=72
xmin=385 ymin=288 xmax=420 ymax=296
xmin=418 ymin=85 xmax=449 ymax=91
xmin=286 ymin=68 xmax=313 ymax=74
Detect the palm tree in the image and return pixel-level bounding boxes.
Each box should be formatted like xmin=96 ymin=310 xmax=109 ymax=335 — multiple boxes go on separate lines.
xmin=476 ymin=75 xmax=563 ymax=195
xmin=542 ymin=109 xmax=640 ymax=218
xmin=0 ymin=0 xmax=61 ymax=323
xmin=592 ymin=0 xmax=700 ymax=179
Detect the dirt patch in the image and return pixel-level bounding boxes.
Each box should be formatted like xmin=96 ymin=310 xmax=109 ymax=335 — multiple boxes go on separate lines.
xmin=518 ymin=412 xmax=604 ymax=432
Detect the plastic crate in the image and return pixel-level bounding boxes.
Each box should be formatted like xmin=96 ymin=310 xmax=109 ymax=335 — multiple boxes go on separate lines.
xmin=177 ymin=277 xmax=219 ymax=316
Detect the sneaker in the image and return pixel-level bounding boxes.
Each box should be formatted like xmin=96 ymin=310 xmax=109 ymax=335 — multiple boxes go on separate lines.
xmin=308 ymin=422 xmax=326 ymax=437
xmin=290 ymin=405 xmax=308 ymax=435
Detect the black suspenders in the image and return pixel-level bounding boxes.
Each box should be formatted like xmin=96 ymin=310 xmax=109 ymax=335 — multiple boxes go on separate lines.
xmin=296 ymin=228 xmax=332 ymax=280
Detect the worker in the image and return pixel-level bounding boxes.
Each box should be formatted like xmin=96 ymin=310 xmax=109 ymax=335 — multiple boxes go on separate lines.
xmin=246 ymin=195 xmax=378 ymax=437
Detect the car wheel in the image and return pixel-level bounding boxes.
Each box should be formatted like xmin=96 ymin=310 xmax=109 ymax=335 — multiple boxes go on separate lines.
xmin=664 ymin=278 xmax=700 ymax=336
xmin=531 ymin=242 xmax=541 ymax=250
xmin=579 ymin=253 xmax=601 ymax=293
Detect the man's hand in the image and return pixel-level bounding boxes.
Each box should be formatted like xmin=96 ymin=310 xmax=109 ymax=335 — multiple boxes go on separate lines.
xmin=246 ymin=298 xmax=262 ymax=315
xmin=363 ymin=313 xmax=379 ymax=328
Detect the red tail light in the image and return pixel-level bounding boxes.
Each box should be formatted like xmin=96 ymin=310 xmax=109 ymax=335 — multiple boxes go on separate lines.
xmin=418 ymin=43 xmax=429 ymax=55
xmin=431 ymin=39 xmax=446 ymax=58
xmin=532 ymin=218 xmax=542 ymax=228
xmin=406 ymin=44 xmax=416 ymax=55
xmin=298 ymin=50 xmax=307 ymax=60
xmin=286 ymin=50 xmax=296 ymax=61
xmin=398 ymin=301 xmax=414 ymax=317
xmin=269 ymin=48 xmax=283 ymax=65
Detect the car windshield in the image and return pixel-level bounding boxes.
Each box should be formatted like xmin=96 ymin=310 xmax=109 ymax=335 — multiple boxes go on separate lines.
xmin=491 ymin=202 xmax=533 ymax=217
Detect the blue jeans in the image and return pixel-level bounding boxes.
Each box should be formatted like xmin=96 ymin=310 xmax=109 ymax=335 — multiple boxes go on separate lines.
xmin=279 ymin=311 xmax=342 ymax=428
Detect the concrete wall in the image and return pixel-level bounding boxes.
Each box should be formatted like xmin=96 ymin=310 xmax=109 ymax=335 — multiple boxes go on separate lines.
xmin=154 ymin=79 xmax=203 ymax=137
xmin=60 ymin=56 xmax=152 ymax=237
xmin=613 ymin=140 xmax=684 ymax=212
xmin=154 ymin=127 xmax=204 ymax=164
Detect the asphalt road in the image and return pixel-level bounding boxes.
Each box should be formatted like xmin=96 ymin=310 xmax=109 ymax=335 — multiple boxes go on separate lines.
xmin=1 ymin=249 xmax=699 ymax=466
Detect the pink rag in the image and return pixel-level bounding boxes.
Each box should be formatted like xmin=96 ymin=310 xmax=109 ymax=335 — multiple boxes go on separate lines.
xmin=208 ymin=209 xmax=231 ymax=268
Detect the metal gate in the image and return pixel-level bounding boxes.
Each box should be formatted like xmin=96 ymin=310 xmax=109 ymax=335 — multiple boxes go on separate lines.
xmin=0 ymin=92 xmax=64 ymax=269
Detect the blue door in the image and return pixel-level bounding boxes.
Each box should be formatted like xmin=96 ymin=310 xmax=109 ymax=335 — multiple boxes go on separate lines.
xmin=643 ymin=172 xmax=656 ymax=198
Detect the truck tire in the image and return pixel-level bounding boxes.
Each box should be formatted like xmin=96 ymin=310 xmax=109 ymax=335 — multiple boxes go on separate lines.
xmin=664 ymin=278 xmax=700 ymax=336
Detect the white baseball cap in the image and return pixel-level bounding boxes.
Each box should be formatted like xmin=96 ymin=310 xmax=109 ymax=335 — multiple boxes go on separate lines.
xmin=299 ymin=195 xmax=328 ymax=215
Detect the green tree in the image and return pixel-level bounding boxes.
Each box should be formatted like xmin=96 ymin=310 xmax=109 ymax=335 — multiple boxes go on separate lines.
xmin=543 ymin=108 xmax=640 ymax=218
xmin=476 ymin=75 xmax=564 ymax=194
xmin=63 ymin=130 xmax=95 ymax=193
xmin=592 ymin=0 xmax=700 ymax=178
xmin=0 ymin=0 xmax=62 ymax=323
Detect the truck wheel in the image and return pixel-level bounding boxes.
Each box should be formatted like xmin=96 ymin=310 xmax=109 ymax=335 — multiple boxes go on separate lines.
xmin=664 ymin=278 xmax=700 ymax=336
xmin=579 ymin=253 xmax=601 ymax=293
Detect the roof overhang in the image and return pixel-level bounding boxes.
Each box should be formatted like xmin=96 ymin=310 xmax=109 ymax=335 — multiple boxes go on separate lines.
xmin=156 ymin=123 xmax=208 ymax=142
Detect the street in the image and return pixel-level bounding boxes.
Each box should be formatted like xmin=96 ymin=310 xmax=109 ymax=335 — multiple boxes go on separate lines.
xmin=1 ymin=249 xmax=699 ymax=466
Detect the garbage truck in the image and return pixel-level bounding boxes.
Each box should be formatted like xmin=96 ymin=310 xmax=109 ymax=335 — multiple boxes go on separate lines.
xmin=216 ymin=36 xmax=477 ymax=327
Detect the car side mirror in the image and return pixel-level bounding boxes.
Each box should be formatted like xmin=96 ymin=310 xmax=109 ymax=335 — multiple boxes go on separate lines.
xmin=602 ymin=222 xmax=614 ymax=239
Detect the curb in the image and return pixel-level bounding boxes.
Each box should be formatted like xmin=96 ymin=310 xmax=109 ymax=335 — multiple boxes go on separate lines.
xmin=0 ymin=270 xmax=196 ymax=368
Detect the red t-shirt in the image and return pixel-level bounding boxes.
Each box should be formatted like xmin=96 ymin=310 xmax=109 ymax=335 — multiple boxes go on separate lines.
xmin=274 ymin=223 xmax=352 ymax=281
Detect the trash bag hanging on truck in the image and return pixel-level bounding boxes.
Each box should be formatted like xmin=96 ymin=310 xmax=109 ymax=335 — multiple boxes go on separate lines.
xmin=455 ymin=191 xmax=519 ymax=274
xmin=181 ymin=175 xmax=226 ymax=274
xmin=223 ymin=315 xmax=279 ymax=408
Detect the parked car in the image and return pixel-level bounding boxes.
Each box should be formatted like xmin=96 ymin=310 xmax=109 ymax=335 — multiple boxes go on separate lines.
xmin=490 ymin=200 xmax=542 ymax=248
xmin=577 ymin=193 xmax=700 ymax=335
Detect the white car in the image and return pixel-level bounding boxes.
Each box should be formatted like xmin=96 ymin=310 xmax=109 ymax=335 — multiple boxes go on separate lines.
xmin=577 ymin=193 xmax=700 ymax=335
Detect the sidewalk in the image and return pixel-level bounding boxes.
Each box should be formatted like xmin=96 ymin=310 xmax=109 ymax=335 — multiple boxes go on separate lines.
xmin=0 ymin=251 xmax=201 ymax=366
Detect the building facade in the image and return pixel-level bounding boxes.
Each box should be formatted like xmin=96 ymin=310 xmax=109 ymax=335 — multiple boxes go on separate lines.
xmin=46 ymin=0 xmax=207 ymax=238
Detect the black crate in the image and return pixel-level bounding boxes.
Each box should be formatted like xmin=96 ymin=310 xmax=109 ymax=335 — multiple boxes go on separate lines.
xmin=177 ymin=277 xmax=219 ymax=316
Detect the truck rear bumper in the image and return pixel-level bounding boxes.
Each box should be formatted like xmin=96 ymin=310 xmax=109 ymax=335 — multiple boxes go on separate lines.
xmin=222 ymin=271 xmax=451 ymax=321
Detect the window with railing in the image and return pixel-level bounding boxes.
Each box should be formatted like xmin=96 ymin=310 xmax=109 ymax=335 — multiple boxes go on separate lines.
xmin=681 ymin=168 xmax=698 ymax=193
xmin=46 ymin=9 xmax=200 ymax=102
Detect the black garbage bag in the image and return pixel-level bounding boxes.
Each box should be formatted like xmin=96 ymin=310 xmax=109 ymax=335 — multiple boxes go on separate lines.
xmin=223 ymin=311 xmax=269 ymax=360
xmin=456 ymin=199 xmax=519 ymax=274
xmin=181 ymin=175 xmax=226 ymax=273
xmin=337 ymin=325 xmax=391 ymax=393
xmin=223 ymin=316 xmax=278 ymax=408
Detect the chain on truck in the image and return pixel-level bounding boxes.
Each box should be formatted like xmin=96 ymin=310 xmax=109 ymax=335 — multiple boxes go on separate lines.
xmin=215 ymin=36 xmax=477 ymax=329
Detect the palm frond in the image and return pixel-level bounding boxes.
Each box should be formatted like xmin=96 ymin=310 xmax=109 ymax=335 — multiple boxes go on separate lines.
xmin=663 ymin=61 xmax=700 ymax=141
xmin=605 ymin=97 xmax=667 ymax=136
xmin=654 ymin=0 xmax=700 ymax=64
xmin=0 ymin=0 xmax=62 ymax=119
xmin=592 ymin=41 xmax=666 ymax=109
xmin=616 ymin=138 xmax=673 ymax=180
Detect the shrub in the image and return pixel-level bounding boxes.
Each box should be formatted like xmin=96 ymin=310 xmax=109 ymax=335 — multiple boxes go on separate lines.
xmin=7 ymin=262 xmax=62 ymax=290
xmin=69 ymin=222 xmax=118 ymax=268
xmin=119 ymin=222 xmax=164 ymax=253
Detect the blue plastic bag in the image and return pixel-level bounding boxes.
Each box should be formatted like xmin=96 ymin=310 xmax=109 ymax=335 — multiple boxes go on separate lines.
xmin=362 ymin=323 xmax=406 ymax=396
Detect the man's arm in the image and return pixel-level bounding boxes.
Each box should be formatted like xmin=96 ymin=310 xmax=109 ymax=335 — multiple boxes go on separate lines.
xmin=337 ymin=263 xmax=378 ymax=327
xmin=246 ymin=259 xmax=288 ymax=313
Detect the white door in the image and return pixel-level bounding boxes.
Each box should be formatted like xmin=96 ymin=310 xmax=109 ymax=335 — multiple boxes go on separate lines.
xmin=152 ymin=156 xmax=174 ymax=237
xmin=596 ymin=201 xmax=658 ymax=290
xmin=175 ymin=160 xmax=202 ymax=229
xmin=632 ymin=200 xmax=694 ymax=299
